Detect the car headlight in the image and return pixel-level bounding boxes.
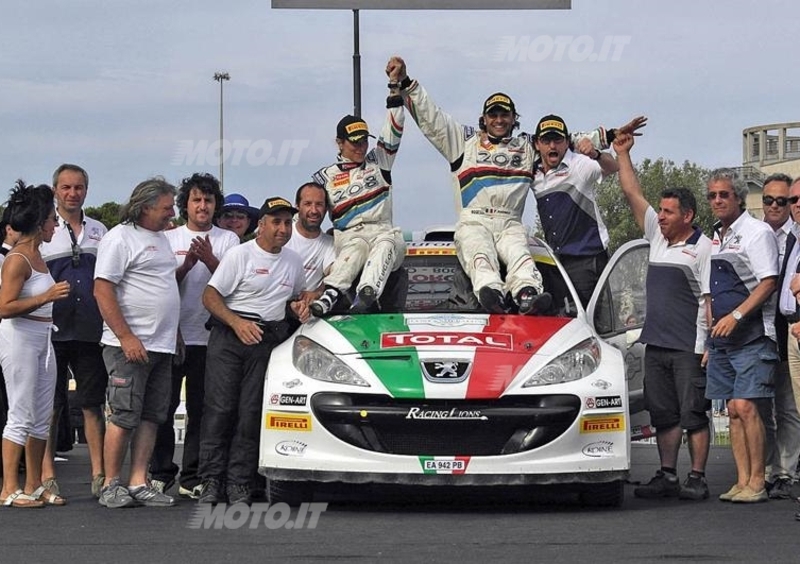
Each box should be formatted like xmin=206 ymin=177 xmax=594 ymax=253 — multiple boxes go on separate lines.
xmin=292 ymin=335 xmax=371 ymax=387
xmin=523 ymin=337 xmax=601 ymax=387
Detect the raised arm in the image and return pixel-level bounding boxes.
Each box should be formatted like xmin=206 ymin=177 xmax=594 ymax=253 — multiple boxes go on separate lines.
xmin=612 ymin=132 xmax=649 ymax=231
xmin=391 ymin=56 xmax=467 ymax=166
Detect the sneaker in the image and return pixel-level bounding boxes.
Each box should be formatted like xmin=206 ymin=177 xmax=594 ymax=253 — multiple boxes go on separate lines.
xmin=768 ymin=477 xmax=793 ymax=500
xmin=178 ymin=484 xmax=203 ymax=500
xmin=478 ymin=287 xmax=506 ymax=314
xmin=730 ymin=485 xmax=768 ymax=503
xmin=98 ymin=478 xmax=136 ymax=509
xmin=633 ymin=470 xmax=680 ymax=499
xmin=198 ymin=477 xmax=225 ymax=504
xmin=350 ymin=286 xmax=377 ymax=313
xmin=128 ymin=483 xmax=176 ymax=507
xmin=91 ymin=473 xmax=105 ymax=499
xmin=719 ymin=483 xmax=743 ymax=502
xmin=311 ymin=288 xmax=340 ymax=317
xmin=516 ymin=287 xmax=553 ymax=316
xmin=227 ymin=483 xmax=251 ymax=505
xmin=150 ymin=477 xmax=175 ymax=495
xmin=679 ymin=473 xmax=710 ymax=500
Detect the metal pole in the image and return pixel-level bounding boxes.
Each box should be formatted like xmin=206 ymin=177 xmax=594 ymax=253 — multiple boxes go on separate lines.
xmin=353 ymin=9 xmax=361 ymax=117
xmin=213 ymin=72 xmax=230 ymax=190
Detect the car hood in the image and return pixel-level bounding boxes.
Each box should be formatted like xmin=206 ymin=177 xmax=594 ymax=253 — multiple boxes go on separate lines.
xmin=301 ymin=313 xmax=576 ymax=399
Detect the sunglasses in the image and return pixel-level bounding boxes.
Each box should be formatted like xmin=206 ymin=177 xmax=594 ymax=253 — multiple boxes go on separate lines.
xmin=71 ymin=242 xmax=81 ymax=268
xmin=706 ymin=191 xmax=732 ymax=200
xmin=762 ymin=195 xmax=799 ymax=207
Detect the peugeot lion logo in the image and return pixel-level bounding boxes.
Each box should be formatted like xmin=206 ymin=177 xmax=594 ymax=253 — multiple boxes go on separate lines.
xmin=421 ymin=360 xmax=471 ymax=383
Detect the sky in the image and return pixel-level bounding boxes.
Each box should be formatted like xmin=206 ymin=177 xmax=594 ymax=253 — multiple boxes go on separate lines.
xmin=2 ymin=0 xmax=798 ymax=230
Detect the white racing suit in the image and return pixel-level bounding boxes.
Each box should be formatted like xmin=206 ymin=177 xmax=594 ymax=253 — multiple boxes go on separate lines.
xmin=402 ymin=80 xmax=609 ymax=301
xmin=312 ymin=107 xmax=406 ymax=299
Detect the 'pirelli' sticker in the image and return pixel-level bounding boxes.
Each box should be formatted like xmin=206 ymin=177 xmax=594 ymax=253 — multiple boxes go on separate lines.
xmin=579 ymin=414 xmax=625 ymax=434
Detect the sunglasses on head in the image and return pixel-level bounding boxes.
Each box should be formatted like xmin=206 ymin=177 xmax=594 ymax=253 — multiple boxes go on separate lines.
xmin=762 ymin=195 xmax=799 ymax=207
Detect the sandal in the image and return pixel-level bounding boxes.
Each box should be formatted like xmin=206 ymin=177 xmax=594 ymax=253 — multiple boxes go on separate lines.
xmin=1 ymin=489 xmax=45 ymax=509
xmin=42 ymin=477 xmax=60 ymax=496
xmin=30 ymin=485 xmax=67 ymax=506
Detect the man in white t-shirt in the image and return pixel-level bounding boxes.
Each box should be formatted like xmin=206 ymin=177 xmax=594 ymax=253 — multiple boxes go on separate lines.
xmin=285 ymin=181 xmax=335 ymax=303
xmin=93 ymin=178 xmax=181 ymax=509
xmin=149 ymin=173 xmax=239 ymax=499
xmin=197 ymin=197 xmax=309 ymax=505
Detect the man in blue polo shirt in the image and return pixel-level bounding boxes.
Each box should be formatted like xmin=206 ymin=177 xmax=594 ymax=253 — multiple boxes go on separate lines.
xmin=705 ymin=168 xmax=779 ymax=504
xmin=614 ymin=134 xmax=712 ymax=500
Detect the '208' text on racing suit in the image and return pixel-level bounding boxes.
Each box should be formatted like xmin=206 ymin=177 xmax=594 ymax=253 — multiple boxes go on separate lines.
xmin=312 ymin=107 xmax=406 ymax=299
xmin=401 ymin=80 xmax=608 ymax=301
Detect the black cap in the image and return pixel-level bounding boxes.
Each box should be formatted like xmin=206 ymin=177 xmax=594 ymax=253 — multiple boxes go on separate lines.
xmin=535 ymin=114 xmax=569 ymax=138
xmin=259 ymin=196 xmax=298 ymax=218
xmin=336 ymin=115 xmax=373 ymax=142
xmin=482 ymin=92 xmax=516 ymax=115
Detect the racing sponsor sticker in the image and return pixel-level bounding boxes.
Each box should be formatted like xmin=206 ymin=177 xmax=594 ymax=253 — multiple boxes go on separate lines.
xmin=581 ymin=441 xmax=615 ymax=457
xmin=406 ymin=314 xmax=487 ymax=328
xmin=269 ymin=393 xmax=307 ymax=407
xmin=591 ymin=379 xmax=612 ymax=390
xmin=418 ymin=456 xmax=471 ymax=474
xmin=579 ymin=414 xmax=625 ymax=434
xmin=275 ymin=440 xmax=308 ymax=456
xmin=265 ymin=412 xmax=312 ymax=432
xmin=282 ymin=378 xmax=303 ymax=389
xmin=381 ymin=332 xmax=513 ymax=349
xmin=405 ymin=407 xmax=488 ymax=421
xmin=585 ymin=395 xmax=623 ymax=409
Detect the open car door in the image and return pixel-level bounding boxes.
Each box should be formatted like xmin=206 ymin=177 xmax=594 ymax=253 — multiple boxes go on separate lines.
xmin=585 ymin=239 xmax=653 ymax=442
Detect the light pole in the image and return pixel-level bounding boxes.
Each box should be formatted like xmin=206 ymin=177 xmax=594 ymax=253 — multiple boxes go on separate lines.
xmin=213 ymin=71 xmax=230 ymax=191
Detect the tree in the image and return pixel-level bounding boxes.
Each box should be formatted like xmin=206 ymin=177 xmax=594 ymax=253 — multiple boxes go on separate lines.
xmin=596 ymin=158 xmax=715 ymax=253
xmin=85 ymin=202 xmax=122 ymax=230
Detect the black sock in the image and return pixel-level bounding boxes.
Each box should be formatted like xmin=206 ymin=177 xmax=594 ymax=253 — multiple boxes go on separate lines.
xmin=661 ymin=467 xmax=677 ymax=476
xmin=689 ymin=470 xmax=705 ymax=478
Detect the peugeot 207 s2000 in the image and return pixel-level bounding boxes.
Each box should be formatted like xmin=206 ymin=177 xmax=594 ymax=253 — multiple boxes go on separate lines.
xmin=259 ymin=231 xmax=649 ymax=507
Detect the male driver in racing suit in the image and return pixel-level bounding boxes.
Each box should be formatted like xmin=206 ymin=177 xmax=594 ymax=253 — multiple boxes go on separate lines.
xmin=310 ymin=65 xmax=406 ymax=316
xmin=390 ymin=55 xmax=636 ymax=314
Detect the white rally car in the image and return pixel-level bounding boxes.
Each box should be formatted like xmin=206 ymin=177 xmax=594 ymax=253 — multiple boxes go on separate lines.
xmin=260 ymin=233 xmax=650 ymax=507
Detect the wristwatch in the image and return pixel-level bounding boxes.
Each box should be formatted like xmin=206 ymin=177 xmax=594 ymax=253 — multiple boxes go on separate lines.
xmin=732 ymin=309 xmax=743 ymax=322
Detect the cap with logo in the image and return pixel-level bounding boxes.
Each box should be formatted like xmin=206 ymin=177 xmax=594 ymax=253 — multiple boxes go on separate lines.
xmin=482 ymin=92 xmax=516 ymax=115
xmin=336 ymin=115 xmax=374 ymax=142
xmin=260 ymin=196 xmax=299 ymax=217
xmin=535 ymin=114 xmax=569 ymax=138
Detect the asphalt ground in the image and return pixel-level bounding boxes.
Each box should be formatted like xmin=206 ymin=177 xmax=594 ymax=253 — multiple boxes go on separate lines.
xmin=1 ymin=441 xmax=799 ymax=564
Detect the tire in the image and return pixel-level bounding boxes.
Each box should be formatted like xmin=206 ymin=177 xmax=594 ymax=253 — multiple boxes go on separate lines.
xmin=578 ymin=480 xmax=624 ymax=508
xmin=267 ymin=478 xmax=312 ymax=506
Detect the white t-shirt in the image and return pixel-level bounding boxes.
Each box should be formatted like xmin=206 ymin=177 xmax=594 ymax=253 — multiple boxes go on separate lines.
xmin=207 ymin=240 xmax=305 ymax=322
xmin=95 ymin=223 xmax=180 ymax=353
xmin=165 ymin=225 xmax=240 ymax=346
xmin=285 ymin=229 xmax=335 ymax=291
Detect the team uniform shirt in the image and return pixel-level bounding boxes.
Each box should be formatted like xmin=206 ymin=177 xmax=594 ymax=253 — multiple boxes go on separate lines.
xmin=313 ymin=107 xmax=403 ymax=231
xmin=774 ymin=217 xmax=792 ymax=266
xmin=165 ymin=225 xmax=240 ymax=346
xmin=40 ymin=211 xmax=107 ymax=342
xmin=285 ymin=229 xmax=335 ymax=291
xmin=779 ymin=223 xmax=800 ymax=316
xmin=532 ymin=150 xmax=608 ymax=256
xmin=710 ymin=212 xmax=779 ymax=346
xmin=207 ymin=241 xmax=305 ymax=322
xmin=94 ymin=223 xmax=180 ymax=354
xmin=639 ymin=207 xmax=711 ymax=354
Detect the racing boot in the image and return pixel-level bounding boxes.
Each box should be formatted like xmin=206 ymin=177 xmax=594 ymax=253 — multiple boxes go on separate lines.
xmin=516 ymin=287 xmax=553 ymax=316
xmin=478 ymin=287 xmax=506 ymax=314
xmin=311 ymin=287 xmax=340 ymax=317
xmin=350 ymin=285 xmax=377 ymax=313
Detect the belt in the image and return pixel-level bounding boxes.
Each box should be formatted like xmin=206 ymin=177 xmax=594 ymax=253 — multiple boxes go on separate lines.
xmin=785 ymin=313 xmax=800 ymax=324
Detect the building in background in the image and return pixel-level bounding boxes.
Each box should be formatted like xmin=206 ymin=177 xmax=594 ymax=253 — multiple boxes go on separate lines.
xmin=741 ymin=122 xmax=800 ymax=219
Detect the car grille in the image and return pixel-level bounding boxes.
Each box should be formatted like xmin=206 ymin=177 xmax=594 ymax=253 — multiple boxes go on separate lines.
xmin=311 ymin=392 xmax=581 ymax=456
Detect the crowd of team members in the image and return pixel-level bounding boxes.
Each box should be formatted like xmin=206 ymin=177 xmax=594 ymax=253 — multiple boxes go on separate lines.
xmin=1 ymin=55 xmax=797 ymax=518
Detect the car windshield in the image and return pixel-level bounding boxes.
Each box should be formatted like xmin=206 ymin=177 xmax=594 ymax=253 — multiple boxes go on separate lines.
xmin=360 ymin=238 xmax=578 ymax=316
